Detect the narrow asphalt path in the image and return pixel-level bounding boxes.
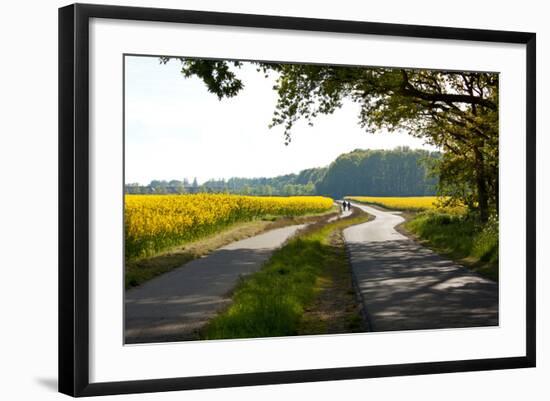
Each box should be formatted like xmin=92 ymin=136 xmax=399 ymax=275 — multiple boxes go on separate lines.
xmin=328 ymin=203 xmax=352 ymax=222
xmin=125 ymin=224 xmax=306 ymax=344
xmin=344 ymin=202 xmax=498 ymax=332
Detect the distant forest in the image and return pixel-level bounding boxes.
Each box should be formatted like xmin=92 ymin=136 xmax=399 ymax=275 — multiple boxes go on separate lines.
xmin=125 ymin=147 xmax=440 ymax=198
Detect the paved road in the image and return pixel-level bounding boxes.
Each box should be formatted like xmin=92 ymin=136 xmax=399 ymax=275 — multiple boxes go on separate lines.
xmin=344 ymin=202 xmax=498 ymax=332
xmin=328 ymin=203 xmax=352 ymax=222
xmin=125 ymin=224 xmax=306 ymax=344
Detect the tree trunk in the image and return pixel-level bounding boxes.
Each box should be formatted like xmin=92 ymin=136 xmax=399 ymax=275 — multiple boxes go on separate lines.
xmin=474 ymin=147 xmax=489 ymax=223
xmin=494 ymin=174 xmax=499 ymax=215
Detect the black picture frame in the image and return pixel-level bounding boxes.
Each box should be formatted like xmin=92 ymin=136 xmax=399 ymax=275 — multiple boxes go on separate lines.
xmin=59 ymin=3 xmax=536 ymax=397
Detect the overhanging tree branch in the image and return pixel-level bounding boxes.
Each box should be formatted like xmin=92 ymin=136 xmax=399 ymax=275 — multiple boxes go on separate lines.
xmin=400 ymin=70 xmax=497 ymax=110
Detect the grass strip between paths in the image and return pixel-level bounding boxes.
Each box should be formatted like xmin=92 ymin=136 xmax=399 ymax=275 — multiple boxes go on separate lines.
xmin=201 ymin=208 xmax=370 ymax=340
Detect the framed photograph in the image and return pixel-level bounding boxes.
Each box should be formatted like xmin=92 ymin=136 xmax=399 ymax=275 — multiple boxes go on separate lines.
xmin=58 ymin=3 xmax=536 ymax=397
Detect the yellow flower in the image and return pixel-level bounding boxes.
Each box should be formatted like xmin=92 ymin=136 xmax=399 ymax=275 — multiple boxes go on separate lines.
xmin=346 ymin=196 xmax=465 ymax=214
xmin=125 ymin=194 xmax=333 ymax=260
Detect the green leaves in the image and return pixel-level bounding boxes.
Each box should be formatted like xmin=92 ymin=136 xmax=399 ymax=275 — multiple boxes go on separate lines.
xmin=162 ymin=57 xmax=244 ymax=99
xmin=161 ymin=57 xmax=499 ymax=222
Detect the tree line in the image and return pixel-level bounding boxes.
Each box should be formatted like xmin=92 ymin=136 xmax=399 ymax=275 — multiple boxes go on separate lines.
xmin=126 ymin=147 xmax=437 ymax=197
xmin=316 ymin=148 xmax=438 ymax=198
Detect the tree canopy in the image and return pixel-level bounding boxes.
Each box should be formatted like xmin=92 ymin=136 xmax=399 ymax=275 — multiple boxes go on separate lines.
xmin=161 ymin=58 xmax=498 ymax=221
xmin=316 ymin=148 xmax=438 ymax=199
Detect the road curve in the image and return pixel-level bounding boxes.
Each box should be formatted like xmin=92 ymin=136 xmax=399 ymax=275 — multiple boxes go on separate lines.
xmin=344 ymin=202 xmax=498 ymax=332
xmin=125 ymin=224 xmax=306 ymax=344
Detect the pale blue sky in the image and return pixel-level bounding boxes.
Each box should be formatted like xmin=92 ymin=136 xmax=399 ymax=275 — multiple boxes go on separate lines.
xmin=124 ymin=56 xmax=436 ymax=185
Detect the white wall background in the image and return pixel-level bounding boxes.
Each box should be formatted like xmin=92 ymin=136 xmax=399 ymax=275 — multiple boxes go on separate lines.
xmin=0 ymin=0 xmax=546 ymax=399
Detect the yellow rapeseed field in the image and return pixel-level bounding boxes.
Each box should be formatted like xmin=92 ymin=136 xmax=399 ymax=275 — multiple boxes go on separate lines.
xmin=125 ymin=194 xmax=333 ymax=260
xmin=346 ymin=196 xmax=464 ymax=213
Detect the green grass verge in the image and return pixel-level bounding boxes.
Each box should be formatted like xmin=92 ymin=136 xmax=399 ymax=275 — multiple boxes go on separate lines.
xmin=201 ymin=211 xmax=370 ymax=340
xmin=404 ymin=212 xmax=499 ymax=281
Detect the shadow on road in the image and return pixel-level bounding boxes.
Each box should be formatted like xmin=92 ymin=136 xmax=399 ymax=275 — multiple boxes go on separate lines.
xmin=125 ymin=248 xmax=274 ymax=344
xmin=347 ymin=240 xmax=499 ymax=332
